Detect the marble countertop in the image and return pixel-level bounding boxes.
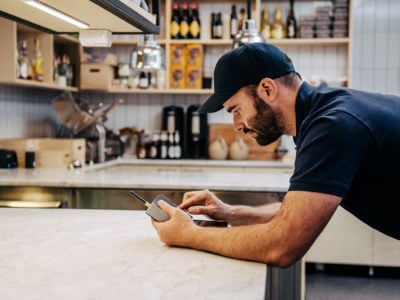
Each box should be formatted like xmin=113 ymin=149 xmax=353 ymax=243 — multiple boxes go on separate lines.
xmin=0 ymin=158 xmax=293 ymax=192
xmin=0 ymin=208 xmax=267 ymax=299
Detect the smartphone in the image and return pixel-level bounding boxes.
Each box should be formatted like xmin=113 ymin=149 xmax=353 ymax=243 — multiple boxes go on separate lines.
xmin=129 ymin=191 xmax=227 ymax=226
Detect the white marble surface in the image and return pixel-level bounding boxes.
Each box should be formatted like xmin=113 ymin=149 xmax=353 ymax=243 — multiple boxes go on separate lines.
xmin=0 ymin=208 xmax=266 ymax=300
xmin=0 ymin=159 xmax=292 ymax=192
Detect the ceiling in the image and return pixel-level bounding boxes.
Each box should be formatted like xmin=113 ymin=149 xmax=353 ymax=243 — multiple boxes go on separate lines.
xmin=0 ymin=0 xmax=159 ymax=34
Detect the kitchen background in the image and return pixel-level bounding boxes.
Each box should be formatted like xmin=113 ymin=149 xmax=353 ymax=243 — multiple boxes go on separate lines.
xmin=0 ymin=0 xmax=398 ymax=158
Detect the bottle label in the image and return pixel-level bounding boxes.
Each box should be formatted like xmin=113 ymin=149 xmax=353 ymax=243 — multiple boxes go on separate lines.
xmin=171 ymin=21 xmax=180 ymax=37
xmin=180 ymin=22 xmax=189 ymax=37
xmin=189 ymin=21 xmax=200 ymax=38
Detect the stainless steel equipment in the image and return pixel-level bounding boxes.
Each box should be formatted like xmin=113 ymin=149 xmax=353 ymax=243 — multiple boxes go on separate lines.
xmin=52 ymin=92 xmax=123 ymax=163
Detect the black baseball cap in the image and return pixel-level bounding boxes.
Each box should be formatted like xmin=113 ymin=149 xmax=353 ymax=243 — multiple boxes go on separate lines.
xmin=198 ymin=43 xmax=295 ymax=114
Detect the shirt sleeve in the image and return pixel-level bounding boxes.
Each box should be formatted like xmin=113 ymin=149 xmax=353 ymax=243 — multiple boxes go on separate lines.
xmin=289 ymin=110 xmax=376 ymax=198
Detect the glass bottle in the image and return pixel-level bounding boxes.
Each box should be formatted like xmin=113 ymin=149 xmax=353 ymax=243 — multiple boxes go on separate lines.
xmin=286 ymin=0 xmax=297 ymax=39
xmin=211 ymin=12 xmax=217 ymax=39
xmin=238 ymin=8 xmax=246 ymax=31
xmin=230 ymin=5 xmax=238 ymax=38
xmin=261 ymin=7 xmax=271 ymax=40
xmin=18 ymin=40 xmax=33 ymax=80
xmin=189 ymin=1 xmax=201 ymax=39
xmin=271 ymin=5 xmax=286 ymax=39
xmin=170 ymin=1 xmax=180 ymax=39
xmin=214 ymin=12 xmax=223 ymax=39
xmin=179 ymin=1 xmax=190 ymax=39
xmin=32 ymin=38 xmax=44 ymax=81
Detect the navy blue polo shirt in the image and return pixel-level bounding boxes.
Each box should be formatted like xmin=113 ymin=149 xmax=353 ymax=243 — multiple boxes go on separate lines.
xmin=289 ymin=82 xmax=400 ymax=240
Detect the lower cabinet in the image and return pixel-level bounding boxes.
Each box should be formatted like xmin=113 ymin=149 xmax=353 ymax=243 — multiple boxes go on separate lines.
xmin=305 ymin=207 xmax=400 ymax=267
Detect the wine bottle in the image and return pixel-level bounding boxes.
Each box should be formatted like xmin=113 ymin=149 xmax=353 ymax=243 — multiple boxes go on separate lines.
xmin=271 ymin=5 xmax=285 ymax=39
xmin=179 ymin=1 xmax=190 ymax=39
xmin=230 ymin=5 xmax=238 ymax=38
xmin=189 ymin=1 xmax=201 ymax=39
xmin=286 ymin=0 xmax=297 ymax=39
xmin=215 ymin=12 xmax=223 ymax=39
xmin=261 ymin=6 xmax=271 ymax=40
xmin=170 ymin=1 xmax=180 ymax=39
xmin=211 ymin=12 xmax=217 ymax=39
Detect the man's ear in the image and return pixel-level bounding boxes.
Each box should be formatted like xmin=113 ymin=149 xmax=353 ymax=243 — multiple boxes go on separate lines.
xmin=257 ymin=78 xmax=276 ymax=101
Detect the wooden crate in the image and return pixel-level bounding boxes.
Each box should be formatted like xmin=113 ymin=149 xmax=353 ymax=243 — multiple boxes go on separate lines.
xmin=80 ymin=63 xmax=114 ymax=90
xmin=0 ymin=138 xmax=85 ymax=169
xmin=209 ymin=124 xmax=280 ymax=160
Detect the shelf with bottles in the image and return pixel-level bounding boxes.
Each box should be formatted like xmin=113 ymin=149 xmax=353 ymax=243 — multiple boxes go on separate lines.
xmin=0 ymin=17 xmax=79 ymax=92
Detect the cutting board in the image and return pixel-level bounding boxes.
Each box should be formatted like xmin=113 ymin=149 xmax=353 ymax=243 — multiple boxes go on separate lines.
xmin=209 ymin=124 xmax=280 ymax=160
xmin=0 ymin=138 xmax=85 ymax=169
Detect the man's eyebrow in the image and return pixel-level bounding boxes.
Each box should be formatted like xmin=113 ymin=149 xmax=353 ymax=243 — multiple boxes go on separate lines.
xmin=226 ymin=104 xmax=238 ymax=114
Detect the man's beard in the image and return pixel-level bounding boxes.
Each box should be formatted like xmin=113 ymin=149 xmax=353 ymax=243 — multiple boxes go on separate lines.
xmin=244 ymin=94 xmax=285 ymax=146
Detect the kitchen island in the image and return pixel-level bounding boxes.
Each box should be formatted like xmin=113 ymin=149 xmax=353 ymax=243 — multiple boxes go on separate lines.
xmin=0 ymin=208 xmax=302 ymax=300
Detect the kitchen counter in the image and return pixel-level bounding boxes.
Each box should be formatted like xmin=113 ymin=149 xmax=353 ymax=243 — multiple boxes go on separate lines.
xmin=0 ymin=208 xmax=302 ymax=300
xmin=0 ymin=158 xmax=293 ymax=192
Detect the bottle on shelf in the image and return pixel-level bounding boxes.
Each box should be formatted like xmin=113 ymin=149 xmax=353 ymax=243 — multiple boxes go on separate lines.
xmin=167 ymin=131 xmax=175 ymax=159
xmin=174 ymin=131 xmax=182 ymax=159
xmin=65 ymin=55 xmax=74 ymax=86
xmin=211 ymin=12 xmax=217 ymax=39
xmin=271 ymin=5 xmax=286 ymax=39
xmin=213 ymin=12 xmax=223 ymax=39
xmin=261 ymin=6 xmax=271 ymax=40
xmin=179 ymin=1 xmax=190 ymax=39
xmin=32 ymin=38 xmax=44 ymax=82
xmin=189 ymin=1 xmax=201 ymax=39
xmin=230 ymin=5 xmax=238 ymax=39
xmin=18 ymin=40 xmax=33 ymax=80
xmin=138 ymin=71 xmax=151 ymax=89
xmin=286 ymin=0 xmax=297 ymax=39
xmin=160 ymin=130 xmax=168 ymax=159
xmin=238 ymin=8 xmax=246 ymax=31
xmin=57 ymin=54 xmax=69 ymax=87
xmin=170 ymin=1 xmax=180 ymax=39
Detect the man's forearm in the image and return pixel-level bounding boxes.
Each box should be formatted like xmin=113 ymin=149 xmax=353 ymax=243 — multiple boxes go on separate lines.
xmin=227 ymin=202 xmax=281 ymax=226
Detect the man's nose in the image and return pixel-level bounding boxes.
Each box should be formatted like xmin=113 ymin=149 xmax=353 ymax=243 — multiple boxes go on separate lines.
xmin=233 ymin=116 xmax=244 ymax=132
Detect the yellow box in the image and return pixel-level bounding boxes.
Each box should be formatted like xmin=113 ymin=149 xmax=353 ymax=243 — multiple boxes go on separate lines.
xmin=170 ymin=44 xmax=186 ymax=67
xmin=170 ymin=66 xmax=185 ymax=89
xmin=80 ymin=63 xmax=114 ymax=90
xmin=185 ymin=66 xmax=202 ymax=89
xmin=185 ymin=44 xmax=203 ymax=68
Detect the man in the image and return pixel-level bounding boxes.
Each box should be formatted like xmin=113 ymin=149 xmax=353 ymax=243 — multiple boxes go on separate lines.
xmin=152 ymin=43 xmax=400 ymax=267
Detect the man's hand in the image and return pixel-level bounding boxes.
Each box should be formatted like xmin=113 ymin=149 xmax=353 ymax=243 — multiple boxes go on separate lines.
xmin=180 ymin=189 xmax=231 ymax=221
xmin=151 ymin=200 xmax=197 ymax=246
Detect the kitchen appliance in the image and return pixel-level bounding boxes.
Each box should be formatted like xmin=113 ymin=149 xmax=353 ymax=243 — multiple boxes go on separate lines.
xmin=186 ymin=105 xmax=208 ymax=159
xmin=161 ymin=105 xmax=184 ymax=155
xmin=52 ymin=91 xmax=122 ymax=163
xmin=0 ymin=149 xmax=18 ymax=169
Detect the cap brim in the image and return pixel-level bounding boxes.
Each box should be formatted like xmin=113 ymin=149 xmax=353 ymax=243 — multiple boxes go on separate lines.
xmin=197 ymin=90 xmax=236 ymax=114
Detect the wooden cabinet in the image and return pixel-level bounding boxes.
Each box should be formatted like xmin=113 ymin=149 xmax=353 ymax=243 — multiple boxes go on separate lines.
xmin=0 ymin=17 xmax=79 ymax=91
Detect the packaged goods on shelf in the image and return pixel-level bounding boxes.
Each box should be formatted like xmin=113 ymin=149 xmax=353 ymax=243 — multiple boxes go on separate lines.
xmin=185 ymin=44 xmax=203 ymax=89
xmin=169 ymin=43 xmax=203 ymax=89
xmin=169 ymin=44 xmax=186 ymax=89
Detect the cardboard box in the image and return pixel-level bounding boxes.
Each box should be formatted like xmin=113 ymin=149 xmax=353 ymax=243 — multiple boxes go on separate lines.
xmin=185 ymin=44 xmax=203 ymax=68
xmin=80 ymin=63 xmax=114 ymax=90
xmin=185 ymin=66 xmax=202 ymax=89
xmin=170 ymin=44 xmax=186 ymax=67
xmin=0 ymin=138 xmax=86 ymax=169
xmin=169 ymin=66 xmax=185 ymax=89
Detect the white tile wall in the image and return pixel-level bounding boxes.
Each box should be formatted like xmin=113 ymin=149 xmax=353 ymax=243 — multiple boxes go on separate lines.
xmin=0 ymin=0 xmax=398 ymax=140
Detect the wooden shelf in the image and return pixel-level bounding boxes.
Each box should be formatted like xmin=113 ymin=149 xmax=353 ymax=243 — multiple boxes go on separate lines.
xmin=1 ymin=79 xmax=78 ymax=91
xmin=104 ymin=87 xmax=213 ymax=94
